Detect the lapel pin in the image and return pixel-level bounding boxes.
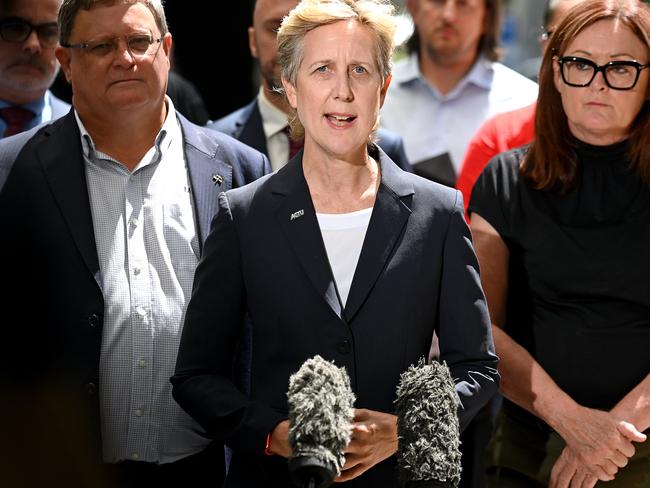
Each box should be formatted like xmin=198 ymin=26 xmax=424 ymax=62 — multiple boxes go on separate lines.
xmin=211 ymin=174 xmax=224 ymax=185
xmin=290 ymin=209 xmax=305 ymax=221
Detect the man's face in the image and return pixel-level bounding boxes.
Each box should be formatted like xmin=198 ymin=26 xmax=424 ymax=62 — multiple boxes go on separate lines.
xmin=0 ymin=0 xmax=61 ymax=104
xmin=407 ymin=0 xmax=487 ymax=65
xmin=56 ymin=1 xmax=171 ymax=120
xmin=249 ymin=0 xmax=299 ymax=91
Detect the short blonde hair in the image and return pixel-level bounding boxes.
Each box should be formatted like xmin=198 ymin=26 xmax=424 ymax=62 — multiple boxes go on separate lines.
xmin=277 ymin=0 xmax=397 ymax=141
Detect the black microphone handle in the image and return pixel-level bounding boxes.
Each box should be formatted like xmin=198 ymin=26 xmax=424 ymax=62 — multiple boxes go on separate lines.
xmin=289 ymin=455 xmax=335 ymax=488
xmin=406 ymin=480 xmax=456 ymax=488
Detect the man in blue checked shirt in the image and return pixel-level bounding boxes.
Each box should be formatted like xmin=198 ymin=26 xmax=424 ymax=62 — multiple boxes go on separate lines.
xmin=0 ymin=0 xmax=269 ymax=486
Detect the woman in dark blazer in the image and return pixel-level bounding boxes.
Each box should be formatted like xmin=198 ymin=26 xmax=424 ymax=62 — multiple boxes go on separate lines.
xmin=172 ymin=0 xmax=498 ymax=486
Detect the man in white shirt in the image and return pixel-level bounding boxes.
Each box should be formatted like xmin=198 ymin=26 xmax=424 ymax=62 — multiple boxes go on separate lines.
xmin=381 ymin=0 xmax=537 ymax=186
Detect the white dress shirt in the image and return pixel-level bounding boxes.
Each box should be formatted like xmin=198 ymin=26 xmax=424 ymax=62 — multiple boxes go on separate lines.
xmin=381 ymin=53 xmax=538 ymax=174
xmin=258 ymin=87 xmax=291 ymax=171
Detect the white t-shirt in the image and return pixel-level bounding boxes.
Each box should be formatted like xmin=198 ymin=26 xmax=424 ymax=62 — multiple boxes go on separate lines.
xmin=316 ymin=207 xmax=373 ymax=307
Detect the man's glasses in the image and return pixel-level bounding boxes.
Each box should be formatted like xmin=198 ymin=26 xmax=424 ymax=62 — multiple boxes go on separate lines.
xmin=0 ymin=17 xmax=59 ymax=48
xmin=61 ymin=34 xmax=163 ymax=59
xmin=557 ymin=56 xmax=650 ymax=90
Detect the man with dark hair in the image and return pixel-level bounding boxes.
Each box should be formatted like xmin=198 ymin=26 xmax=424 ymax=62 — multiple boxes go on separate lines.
xmin=381 ymin=0 xmax=537 ymax=186
xmin=209 ymin=0 xmax=412 ymax=173
xmin=0 ymin=0 xmax=269 ymax=486
xmin=0 ymin=0 xmax=69 ymax=139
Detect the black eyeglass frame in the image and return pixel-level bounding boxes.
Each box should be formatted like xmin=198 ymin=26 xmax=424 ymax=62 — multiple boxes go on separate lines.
xmin=0 ymin=17 xmax=59 ymax=48
xmin=557 ymin=55 xmax=650 ymax=90
xmin=61 ymin=34 xmax=163 ymax=59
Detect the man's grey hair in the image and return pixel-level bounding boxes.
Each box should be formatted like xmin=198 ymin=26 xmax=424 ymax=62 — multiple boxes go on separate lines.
xmin=58 ymin=0 xmax=169 ymax=44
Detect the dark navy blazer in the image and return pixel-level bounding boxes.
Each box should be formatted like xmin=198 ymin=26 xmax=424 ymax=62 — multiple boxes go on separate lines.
xmin=0 ymin=111 xmax=270 ymax=474
xmin=172 ymin=147 xmax=499 ymax=488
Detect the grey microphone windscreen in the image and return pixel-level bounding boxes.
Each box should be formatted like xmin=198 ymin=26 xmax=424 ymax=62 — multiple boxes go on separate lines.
xmin=287 ymin=355 xmax=355 ymax=488
xmin=395 ymin=358 xmax=462 ymax=487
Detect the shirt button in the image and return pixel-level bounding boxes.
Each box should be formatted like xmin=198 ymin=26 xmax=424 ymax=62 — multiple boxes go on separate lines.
xmin=337 ymin=339 xmax=351 ymax=355
xmin=135 ymin=306 xmax=146 ymax=318
xmin=135 ymin=408 xmax=144 ymax=417
xmin=137 ymin=359 xmax=147 ymax=368
xmin=133 ymin=267 xmax=141 ymax=275
xmin=130 ymin=217 xmax=140 ymax=227
xmin=86 ymin=382 xmax=97 ymax=395
xmin=131 ymin=452 xmax=140 ymax=460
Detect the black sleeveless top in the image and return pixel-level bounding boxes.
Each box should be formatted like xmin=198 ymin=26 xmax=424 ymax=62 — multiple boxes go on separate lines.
xmin=469 ymin=141 xmax=650 ymax=410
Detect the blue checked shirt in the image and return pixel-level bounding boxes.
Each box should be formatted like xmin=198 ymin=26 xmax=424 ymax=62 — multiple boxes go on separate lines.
xmin=77 ymin=99 xmax=210 ymax=464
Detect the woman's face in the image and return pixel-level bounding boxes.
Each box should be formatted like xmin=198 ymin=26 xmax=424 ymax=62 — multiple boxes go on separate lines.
xmin=553 ymin=18 xmax=649 ymax=146
xmin=283 ymin=19 xmax=390 ymax=161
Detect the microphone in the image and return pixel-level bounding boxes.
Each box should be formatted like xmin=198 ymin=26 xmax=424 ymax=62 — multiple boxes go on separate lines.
xmin=394 ymin=358 xmax=462 ymax=488
xmin=287 ymin=355 xmax=355 ymax=488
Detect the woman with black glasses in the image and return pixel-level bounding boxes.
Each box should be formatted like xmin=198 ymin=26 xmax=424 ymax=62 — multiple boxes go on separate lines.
xmin=468 ymin=0 xmax=650 ymax=487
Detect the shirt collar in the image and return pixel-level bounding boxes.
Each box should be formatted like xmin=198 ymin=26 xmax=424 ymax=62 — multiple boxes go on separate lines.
xmin=0 ymin=93 xmax=46 ymax=115
xmin=463 ymin=55 xmax=494 ymax=90
xmin=393 ymin=52 xmax=422 ymax=85
xmin=76 ymin=95 xmax=179 ymax=167
xmin=395 ymin=52 xmax=494 ymax=92
xmin=257 ymin=86 xmax=290 ymax=137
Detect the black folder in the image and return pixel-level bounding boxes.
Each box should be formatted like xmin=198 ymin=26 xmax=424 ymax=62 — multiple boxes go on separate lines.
xmin=412 ymin=152 xmax=456 ymax=188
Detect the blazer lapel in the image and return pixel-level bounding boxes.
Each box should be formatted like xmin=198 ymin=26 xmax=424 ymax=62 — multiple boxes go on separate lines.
xmin=344 ymin=148 xmax=414 ymax=323
xmin=180 ymin=115 xmax=233 ymax=250
xmin=237 ymin=100 xmax=268 ymax=156
xmin=36 ymin=113 xmax=101 ymax=288
xmin=273 ymin=154 xmax=343 ymax=320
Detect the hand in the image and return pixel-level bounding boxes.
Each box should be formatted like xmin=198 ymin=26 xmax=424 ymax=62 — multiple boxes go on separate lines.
xmin=617 ymin=420 xmax=647 ymax=445
xmin=268 ymin=420 xmax=292 ymax=458
xmin=335 ymin=409 xmax=398 ymax=482
xmin=553 ymin=406 xmax=644 ymax=481
xmin=550 ymin=446 xmax=600 ymax=488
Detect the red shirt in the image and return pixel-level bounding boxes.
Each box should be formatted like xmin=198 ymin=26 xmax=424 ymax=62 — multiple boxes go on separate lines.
xmin=456 ymin=103 xmax=536 ymax=217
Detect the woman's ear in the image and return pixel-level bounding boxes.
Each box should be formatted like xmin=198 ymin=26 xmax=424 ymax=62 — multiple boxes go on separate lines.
xmin=282 ymin=76 xmax=298 ymax=109
xmin=552 ymin=57 xmax=563 ymax=94
xmin=379 ymin=74 xmax=392 ymax=107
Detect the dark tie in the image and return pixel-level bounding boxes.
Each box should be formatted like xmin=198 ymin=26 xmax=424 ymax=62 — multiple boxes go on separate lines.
xmin=0 ymin=106 xmax=35 ymax=137
xmin=283 ymin=126 xmax=304 ymax=159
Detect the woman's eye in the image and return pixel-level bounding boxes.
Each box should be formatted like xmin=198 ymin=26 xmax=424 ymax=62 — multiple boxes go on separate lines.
xmin=352 ymin=66 xmax=367 ymax=74
xmin=612 ymin=66 xmax=633 ymax=76
xmin=316 ymin=65 xmax=328 ymax=73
